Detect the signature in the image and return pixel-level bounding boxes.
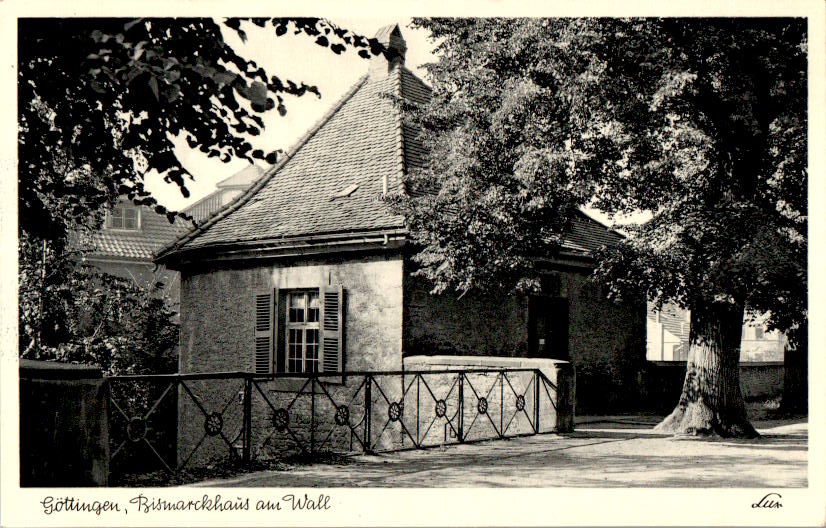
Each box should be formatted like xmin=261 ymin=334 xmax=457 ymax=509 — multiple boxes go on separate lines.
xmin=752 ymin=493 xmax=783 ymax=509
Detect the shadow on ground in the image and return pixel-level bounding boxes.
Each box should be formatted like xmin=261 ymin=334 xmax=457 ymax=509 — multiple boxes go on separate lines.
xmin=194 ymin=417 xmax=807 ymax=488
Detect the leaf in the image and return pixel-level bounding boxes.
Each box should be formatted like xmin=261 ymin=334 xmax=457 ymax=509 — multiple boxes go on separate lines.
xmin=148 ymin=76 xmax=159 ymax=100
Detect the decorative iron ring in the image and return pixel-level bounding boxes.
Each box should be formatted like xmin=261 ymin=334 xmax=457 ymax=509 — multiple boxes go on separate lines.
xmin=388 ymin=402 xmax=402 ymax=422
xmin=477 ymin=397 xmax=488 ymax=415
xmin=334 ymin=405 xmax=350 ymax=426
xmin=126 ymin=416 xmax=147 ymax=443
xmin=434 ymin=399 xmax=447 ymax=418
xmin=204 ymin=412 xmax=223 ymax=436
xmin=273 ymin=408 xmax=289 ymax=431
xmin=516 ymin=395 xmax=526 ymax=411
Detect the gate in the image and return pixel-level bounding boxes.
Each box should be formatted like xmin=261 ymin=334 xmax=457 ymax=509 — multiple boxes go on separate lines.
xmin=107 ymin=368 xmax=567 ymax=482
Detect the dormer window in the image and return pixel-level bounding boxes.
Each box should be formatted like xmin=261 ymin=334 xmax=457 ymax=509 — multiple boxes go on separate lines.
xmin=107 ymin=204 xmax=140 ymax=230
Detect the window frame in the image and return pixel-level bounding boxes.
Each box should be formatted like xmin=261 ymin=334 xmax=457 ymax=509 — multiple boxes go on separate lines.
xmin=106 ymin=204 xmax=141 ymax=231
xmin=284 ymin=290 xmax=320 ymax=374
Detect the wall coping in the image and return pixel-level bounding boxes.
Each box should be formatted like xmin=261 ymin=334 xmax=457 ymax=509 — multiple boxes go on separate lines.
xmin=648 ymin=360 xmax=784 ymax=367
xmin=19 ymin=359 xmax=103 ymax=380
xmin=404 ymin=355 xmax=570 ymax=370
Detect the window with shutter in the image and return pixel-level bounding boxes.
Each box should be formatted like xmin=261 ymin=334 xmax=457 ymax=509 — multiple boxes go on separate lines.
xmin=254 ymin=291 xmax=275 ymax=374
xmin=319 ymin=285 xmax=344 ymax=373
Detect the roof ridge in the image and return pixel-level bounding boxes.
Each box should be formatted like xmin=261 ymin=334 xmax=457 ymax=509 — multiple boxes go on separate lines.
xmin=393 ymin=65 xmax=406 ymax=195
xmin=156 ymin=74 xmax=371 ymax=261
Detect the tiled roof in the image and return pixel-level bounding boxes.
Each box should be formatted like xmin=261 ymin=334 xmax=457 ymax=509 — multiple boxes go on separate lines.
xmin=158 ymin=25 xmax=622 ymax=264
xmin=87 ymin=205 xmax=191 ymax=261
xmin=561 ymin=211 xmax=625 ymax=257
xmin=160 ymin=62 xmax=428 ymax=257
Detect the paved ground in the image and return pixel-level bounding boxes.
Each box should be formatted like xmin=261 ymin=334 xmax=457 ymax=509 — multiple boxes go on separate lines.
xmin=194 ymin=416 xmax=808 ymax=488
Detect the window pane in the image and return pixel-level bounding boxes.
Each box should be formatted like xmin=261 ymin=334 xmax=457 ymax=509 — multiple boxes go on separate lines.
xmin=110 ymin=207 xmax=124 ymax=229
xmin=123 ymin=208 xmax=137 ymax=229
xmin=308 ymin=292 xmax=319 ymax=323
xmin=306 ymin=329 xmax=319 ymax=373
xmin=288 ymin=293 xmax=306 ymax=323
xmin=288 ymin=328 xmax=303 ymax=373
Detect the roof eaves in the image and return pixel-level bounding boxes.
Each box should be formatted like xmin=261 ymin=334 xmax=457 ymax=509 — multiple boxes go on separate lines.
xmin=156 ymin=75 xmax=371 ymax=263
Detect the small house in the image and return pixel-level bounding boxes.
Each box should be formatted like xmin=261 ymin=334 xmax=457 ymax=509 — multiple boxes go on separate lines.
xmin=156 ymin=25 xmax=645 ymax=462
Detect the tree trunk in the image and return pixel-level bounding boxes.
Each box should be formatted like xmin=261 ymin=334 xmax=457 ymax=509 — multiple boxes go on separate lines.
xmin=655 ymin=301 xmax=758 ymax=438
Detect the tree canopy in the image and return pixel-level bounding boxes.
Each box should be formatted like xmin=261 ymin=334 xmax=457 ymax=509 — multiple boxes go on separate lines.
xmin=401 ymin=18 xmax=806 ymax=436
xmin=17 ymin=17 xmax=384 ymax=370
xmin=19 ymin=17 xmax=384 ymax=241
xmin=402 ymin=18 xmax=806 ymax=335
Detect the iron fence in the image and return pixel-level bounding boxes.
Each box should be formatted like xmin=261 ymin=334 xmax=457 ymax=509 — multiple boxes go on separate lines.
xmin=107 ymin=368 xmax=562 ymax=481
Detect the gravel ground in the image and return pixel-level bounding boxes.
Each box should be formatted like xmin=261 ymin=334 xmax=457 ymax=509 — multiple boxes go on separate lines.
xmin=192 ymin=416 xmax=807 ymax=488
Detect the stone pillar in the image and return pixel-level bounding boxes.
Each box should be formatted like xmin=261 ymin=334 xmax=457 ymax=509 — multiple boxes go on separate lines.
xmin=19 ymin=360 xmax=109 ymax=486
xmin=554 ymin=362 xmax=575 ymax=433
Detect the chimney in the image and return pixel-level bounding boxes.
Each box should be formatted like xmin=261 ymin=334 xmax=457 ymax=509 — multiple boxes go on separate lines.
xmin=369 ymin=24 xmax=407 ymax=78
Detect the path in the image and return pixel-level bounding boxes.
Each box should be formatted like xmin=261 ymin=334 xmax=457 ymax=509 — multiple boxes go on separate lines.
xmin=193 ymin=416 xmax=807 ymax=488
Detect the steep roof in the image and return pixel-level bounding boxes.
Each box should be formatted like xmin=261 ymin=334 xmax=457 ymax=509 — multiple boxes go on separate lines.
xmin=157 ymin=24 xmax=622 ymax=267
xmin=86 ymin=205 xmax=191 ymax=261
xmin=158 ymin=59 xmax=429 ymax=263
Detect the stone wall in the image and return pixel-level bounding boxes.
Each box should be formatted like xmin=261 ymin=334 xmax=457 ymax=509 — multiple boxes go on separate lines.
xmin=405 ymin=355 xmax=575 ymax=435
xmin=403 ymin=270 xmax=646 ymax=415
xmin=561 ymin=273 xmax=647 ymax=414
xmin=641 ymin=361 xmax=785 ymax=414
xmin=177 ymin=252 xmax=404 ymax=465
xmin=403 ymin=274 xmax=529 ymax=357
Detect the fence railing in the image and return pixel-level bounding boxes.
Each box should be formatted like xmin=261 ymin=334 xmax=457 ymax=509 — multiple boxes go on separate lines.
xmin=106 ymin=368 xmax=565 ymax=481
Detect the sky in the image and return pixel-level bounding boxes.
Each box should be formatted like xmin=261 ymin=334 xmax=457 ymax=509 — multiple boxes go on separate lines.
xmin=144 ymin=18 xmax=437 ymax=211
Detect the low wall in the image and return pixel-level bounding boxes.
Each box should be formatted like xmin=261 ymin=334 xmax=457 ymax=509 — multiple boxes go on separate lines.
xmin=19 ymin=360 xmax=109 ymax=486
xmin=405 ymin=355 xmax=575 ymax=433
xmin=641 ymin=361 xmax=785 ymax=413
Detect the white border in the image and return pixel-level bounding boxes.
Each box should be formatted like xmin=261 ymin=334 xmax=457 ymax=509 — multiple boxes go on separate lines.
xmin=1 ymin=1 xmax=824 ymax=526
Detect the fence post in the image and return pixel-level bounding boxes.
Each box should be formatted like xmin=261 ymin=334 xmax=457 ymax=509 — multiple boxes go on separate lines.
xmin=457 ymin=372 xmax=464 ymax=442
xmin=243 ymin=376 xmax=252 ymax=466
xmin=534 ymin=370 xmax=540 ymax=434
xmin=364 ymin=376 xmax=372 ymax=453
xmin=416 ymin=374 xmax=420 ymax=447
xmin=310 ymin=376 xmax=316 ymax=455
xmin=500 ymin=371 xmax=504 ymax=438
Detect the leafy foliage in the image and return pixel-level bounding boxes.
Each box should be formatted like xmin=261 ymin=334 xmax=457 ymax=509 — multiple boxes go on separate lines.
xmin=402 ymin=18 xmax=807 ymax=336
xmin=18 ymin=18 xmax=385 ymax=372
xmin=398 ymin=19 xmax=616 ymax=293
xmin=19 ymin=230 xmax=179 ymax=375
xmin=19 ymin=17 xmax=382 ymax=240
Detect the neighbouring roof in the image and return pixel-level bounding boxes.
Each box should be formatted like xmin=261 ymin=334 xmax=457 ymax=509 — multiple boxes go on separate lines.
xmin=183 ymin=164 xmax=264 ymax=224
xmin=86 ymin=204 xmax=191 ymax=262
xmin=216 ymin=163 xmax=266 ymax=189
xmin=157 ymin=24 xmax=622 ymax=267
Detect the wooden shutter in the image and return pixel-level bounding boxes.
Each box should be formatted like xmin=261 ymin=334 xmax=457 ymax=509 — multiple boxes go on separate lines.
xmin=319 ymin=285 xmax=344 ymax=373
xmin=254 ymin=291 xmax=275 ymax=374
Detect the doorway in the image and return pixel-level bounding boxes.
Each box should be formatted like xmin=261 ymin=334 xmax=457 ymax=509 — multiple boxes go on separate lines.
xmin=528 ymin=296 xmax=569 ymax=360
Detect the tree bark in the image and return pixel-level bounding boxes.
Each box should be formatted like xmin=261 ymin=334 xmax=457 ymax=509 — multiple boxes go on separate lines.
xmin=655 ymin=301 xmax=758 ymax=438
